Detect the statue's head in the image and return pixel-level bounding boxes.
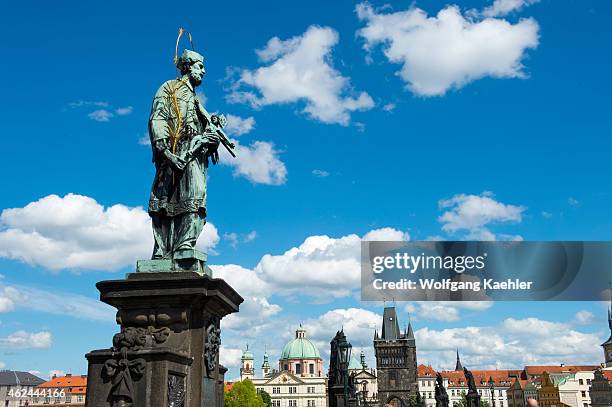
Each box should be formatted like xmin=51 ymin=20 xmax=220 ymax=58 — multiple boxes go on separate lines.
xmin=176 ymin=49 xmax=205 ymax=87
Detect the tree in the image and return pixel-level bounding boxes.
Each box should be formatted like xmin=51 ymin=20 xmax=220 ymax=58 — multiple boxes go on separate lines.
xmin=258 ymin=389 xmax=272 ymax=407
xmin=224 ymin=379 xmax=266 ymax=407
xmin=454 ymin=393 xmax=492 ymax=407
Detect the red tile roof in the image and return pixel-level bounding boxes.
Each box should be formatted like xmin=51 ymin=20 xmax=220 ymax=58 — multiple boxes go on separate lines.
xmin=523 ymin=366 xmax=597 ymax=376
xmin=418 ymin=364 xmax=437 ymax=377
xmin=37 ymin=374 xmax=87 ymax=394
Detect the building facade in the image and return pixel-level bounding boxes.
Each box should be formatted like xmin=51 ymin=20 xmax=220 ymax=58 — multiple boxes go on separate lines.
xmin=0 ymin=370 xmax=44 ymax=407
xmin=349 ymin=350 xmax=378 ymax=405
xmin=29 ymin=374 xmax=87 ymax=406
xmin=242 ymin=326 xmax=327 ymax=407
xmin=374 ymin=306 xmax=418 ymax=406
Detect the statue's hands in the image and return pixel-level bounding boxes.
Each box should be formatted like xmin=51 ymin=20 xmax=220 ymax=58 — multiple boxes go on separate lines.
xmin=164 ymin=150 xmax=186 ymax=172
xmin=203 ymin=131 xmax=220 ymax=150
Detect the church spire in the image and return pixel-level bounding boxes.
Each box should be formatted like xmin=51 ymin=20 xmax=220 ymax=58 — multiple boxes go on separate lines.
xmin=455 ymin=349 xmax=463 ymax=371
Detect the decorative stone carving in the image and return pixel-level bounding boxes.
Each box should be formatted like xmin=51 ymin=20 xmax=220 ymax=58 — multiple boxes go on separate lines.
xmin=168 ymin=374 xmax=186 ymax=407
xmin=205 ymin=317 xmax=221 ymax=376
xmin=103 ymin=346 xmax=146 ymax=406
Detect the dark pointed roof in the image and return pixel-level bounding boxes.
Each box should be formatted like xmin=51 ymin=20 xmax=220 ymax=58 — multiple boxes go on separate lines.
xmin=602 ymin=293 xmax=612 ymax=346
xmin=455 ymin=349 xmax=463 ymax=371
xmin=377 ymin=306 xmax=416 ymax=345
xmin=381 ymin=307 xmax=401 ymax=340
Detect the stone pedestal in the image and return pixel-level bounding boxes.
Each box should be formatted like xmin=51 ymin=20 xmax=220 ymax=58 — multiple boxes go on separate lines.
xmin=85 ymin=271 xmax=243 ymax=407
xmin=466 ymin=391 xmax=481 ymax=407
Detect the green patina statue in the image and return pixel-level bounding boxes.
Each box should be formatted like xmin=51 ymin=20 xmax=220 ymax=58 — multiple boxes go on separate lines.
xmin=140 ymin=46 xmax=235 ymax=273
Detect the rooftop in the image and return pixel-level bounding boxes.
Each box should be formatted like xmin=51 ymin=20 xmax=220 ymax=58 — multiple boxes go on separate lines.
xmin=0 ymin=370 xmax=45 ymax=386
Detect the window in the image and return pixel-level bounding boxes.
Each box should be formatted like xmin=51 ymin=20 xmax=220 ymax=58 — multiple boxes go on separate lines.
xmin=309 ymin=364 xmax=315 ymax=375
xmin=289 ymin=400 xmax=297 ymax=406
xmin=579 ymin=379 xmax=584 ymax=385
xmin=581 ymin=391 xmax=586 ymax=397
xmin=289 ymin=386 xmax=297 ymax=394
xmin=295 ymin=363 xmax=301 ymax=374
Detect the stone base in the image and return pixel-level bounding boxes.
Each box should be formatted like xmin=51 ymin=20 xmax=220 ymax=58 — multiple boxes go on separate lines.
xmin=85 ymin=271 xmax=242 ymax=407
xmin=136 ymin=249 xmax=211 ymax=276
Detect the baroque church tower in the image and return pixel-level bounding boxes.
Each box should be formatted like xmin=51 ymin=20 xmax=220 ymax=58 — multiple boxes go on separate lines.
xmin=374 ymin=306 xmax=418 ymax=406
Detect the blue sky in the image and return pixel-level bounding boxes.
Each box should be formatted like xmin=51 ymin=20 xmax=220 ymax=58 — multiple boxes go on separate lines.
xmin=0 ymin=0 xmax=611 ymax=380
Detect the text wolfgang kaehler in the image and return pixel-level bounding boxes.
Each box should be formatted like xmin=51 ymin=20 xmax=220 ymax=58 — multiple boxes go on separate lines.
xmin=370 ymin=252 xmax=533 ymax=292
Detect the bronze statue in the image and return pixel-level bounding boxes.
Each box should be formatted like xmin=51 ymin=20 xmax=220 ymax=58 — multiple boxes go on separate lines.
xmin=147 ymin=45 xmax=235 ymax=261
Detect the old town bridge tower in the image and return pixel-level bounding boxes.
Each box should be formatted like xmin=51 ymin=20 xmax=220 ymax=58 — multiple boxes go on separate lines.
xmin=374 ymin=306 xmax=418 ymax=407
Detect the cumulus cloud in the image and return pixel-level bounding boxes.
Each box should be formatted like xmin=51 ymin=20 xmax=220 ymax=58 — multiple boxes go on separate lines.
xmin=0 ymin=194 xmax=219 ymax=271
xmin=88 ymin=109 xmax=114 ymax=122
xmin=356 ymin=2 xmax=539 ymax=96
xmin=255 ymin=227 xmax=408 ymax=300
xmin=415 ymin=316 xmax=602 ymax=370
xmin=405 ymin=301 xmax=493 ymax=322
xmin=482 ymin=0 xmax=540 ymax=17
xmin=220 ymin=140 xmax=287 ymax=185
xmin=573 ymin=310 xmax=597 ymax=326
xmin=438 ymin=192 xmax=525 ymax=240
xmin=220 ymin=347 xmax=244 ymax=369
xmin=225 ymin=114 xmax=256 ymax=136
xmin=0 ymin=330 xmax=52 ymax=349
xmin=228 ymin=25 xmax=374 ymax=125
xmin=115 ymin=106 xmax=134 ymax=116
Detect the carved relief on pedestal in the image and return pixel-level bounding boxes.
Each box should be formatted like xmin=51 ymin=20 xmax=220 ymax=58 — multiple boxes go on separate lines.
xmin=205 ymin=316 xmax=221 ymax=377
xmin=168 ymin=374 xmax=186 ymax=407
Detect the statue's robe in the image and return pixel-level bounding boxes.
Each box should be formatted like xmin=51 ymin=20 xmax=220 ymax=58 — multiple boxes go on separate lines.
xmin=148 ymin=77 xmax=210 ymax=258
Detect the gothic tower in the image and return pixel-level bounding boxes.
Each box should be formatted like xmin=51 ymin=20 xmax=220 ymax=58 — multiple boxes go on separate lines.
xmin=374 ymin=306 xmax=418 ymax=406
xmin=455 ymin=349 xmax=463 ymax=371
xmin=603 ymin=294 xmax=612 ymax=368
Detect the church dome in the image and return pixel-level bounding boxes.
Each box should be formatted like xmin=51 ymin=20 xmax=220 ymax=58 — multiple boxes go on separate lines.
xmin=280 ymin=325 xmax=321 ymax=360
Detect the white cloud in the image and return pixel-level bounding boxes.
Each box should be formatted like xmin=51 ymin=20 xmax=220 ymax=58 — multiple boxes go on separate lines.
xmin=383 ymin=103 xmax=396 ymax=112
xmin=228 ymin=25 xmax=374 ymax=125
xmin=88 ymin=109 xmax=114 ymax=122
xmin=225 ymin=114 xmax=256 ymax=136
xmin=0 ymin=194 xmax=219 ymax=271
xmin=3 ymin=284 xmax=115 ymax=322
xmin=69 ymin=101 xmax=108 ymax=108
xmin=312 ymin=169 xmax=330 ymax=178
xmin=438 ymin=192 xmax=525 ymax=240
xmin=212 ymin=264 xmax=280 ymax=336
xmin=568 ymin=197 xmax=580 ymax=207
xmin=220 ymin=347 xmax=244 ymax=368
xmin=47 ymin=370 xmax=65 ymax=379
xmin=405 ymin=301 xmax=493 ymax=322
xmin=482 ymin=0 xmax=540 ymax=17
xmin=415 ymin=316 xmax=602 ymax=370
xmin=356 ymin=2 xmax=539 ymax=96
xmin=220 ymin=140 xmax=287 ymax=185
xmin=223 ymin=230 xmax=258 ymax=249
xmin=574 ymin=310 xmax=596 ymax=326
xmin=0 ymin=330 xmax=52 ymax=349
xmin=255 ymin=227 xmax=408 ymax=300
xmin=115 ymin=106 xmax=133 ymax=116
xmin=138 ymin=133 xmax=151 ymax=146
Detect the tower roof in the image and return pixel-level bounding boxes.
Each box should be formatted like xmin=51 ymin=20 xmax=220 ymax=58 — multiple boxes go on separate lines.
xmin=381 ymin=307 xmax=401 ymax=340
xmin=455 ymin=349 xmax=463 ymax=371
xmin=242 ymin=344 xmax=254 ymax=360
xmin=280 ymin=326 xmax=321 ymax=360
xmin=377 ymin=306 xmax=415 ymax=345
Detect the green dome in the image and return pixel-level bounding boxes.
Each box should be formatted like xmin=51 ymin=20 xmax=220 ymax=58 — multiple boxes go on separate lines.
xmin=280 ymin=325 xmax=321 ymax=360
xmin=241 ymin=346 xmax=254 ymax=360
xmin=348 ymin=356 xmax=363 ymax=370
